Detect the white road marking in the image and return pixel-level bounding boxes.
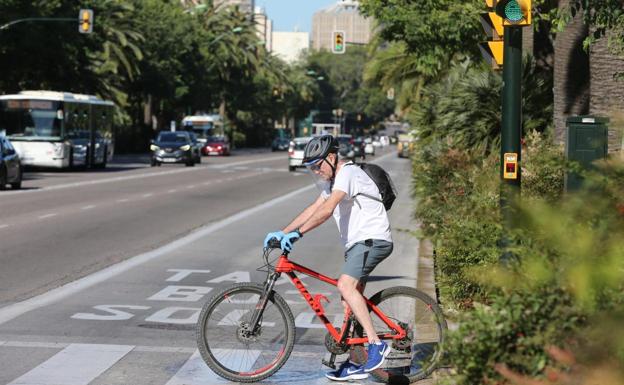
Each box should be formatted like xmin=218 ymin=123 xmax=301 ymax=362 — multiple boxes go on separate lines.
xmin=167 ymin=189 xmax=178 ymax=193
xmin=81 ymin=205 xmax=96 ymax=210
xmin=38 ymin=213 xmax=57 ymax=219
xmin=166 ymin=349 xmax=261 ymax=385
xmin=186 ymin=185 xmax=196 ymax=189
xmin=0 ymin=184 xmax=314 ymax=325
xmin=7 ymin=343 xmax=133 ymax=385
xmin=116 ymin=198 xmax=130 ymax=203
xmin=0 ymin=224 xmax=8 ymax=229
xmin=142 ymin=193 xmax=153 ymax=198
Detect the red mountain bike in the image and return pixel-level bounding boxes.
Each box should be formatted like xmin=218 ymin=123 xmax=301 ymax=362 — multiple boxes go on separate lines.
xmin=196 ymin=241 xmax=447 ymax=383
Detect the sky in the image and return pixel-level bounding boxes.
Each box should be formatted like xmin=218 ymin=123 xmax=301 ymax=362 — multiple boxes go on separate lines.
xmin=256 ymin=0 xmax=337 ymax=33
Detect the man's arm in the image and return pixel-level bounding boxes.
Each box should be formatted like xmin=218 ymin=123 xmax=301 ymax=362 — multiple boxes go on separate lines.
xmin=282 ymin=194 xmax=326 ymax=233
xmin=297 ymin=189 xmax=346 ymax=235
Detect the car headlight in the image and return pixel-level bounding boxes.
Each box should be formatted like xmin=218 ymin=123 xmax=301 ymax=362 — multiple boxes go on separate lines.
xmin=180 ymin=144 xmax=191 ymax=151
xmin=150 ymin=144 xmax=160 ymax=151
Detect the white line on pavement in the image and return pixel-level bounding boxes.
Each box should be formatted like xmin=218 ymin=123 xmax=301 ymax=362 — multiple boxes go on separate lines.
xmin=7 ymin=343 xmax=133 ymax=385
xmin=81 ymin=205 xmax=96 ymax=210
xmin=0 ymin=183 xmax=314 ymax=325
xmin=37 ymin=213 xmax=57 ymax=219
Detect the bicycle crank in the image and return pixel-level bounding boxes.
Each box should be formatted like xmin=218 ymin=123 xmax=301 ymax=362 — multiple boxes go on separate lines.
xmin=324 ymin=328 xmax=349 ymax=354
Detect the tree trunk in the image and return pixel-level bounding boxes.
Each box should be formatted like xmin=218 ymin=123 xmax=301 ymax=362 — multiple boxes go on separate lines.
xmin=553 ymin=0 xmax=590 ymax=144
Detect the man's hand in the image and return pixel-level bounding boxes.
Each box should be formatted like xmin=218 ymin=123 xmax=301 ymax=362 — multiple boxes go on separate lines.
xmin=280 ymin=231 xmax=301 ymax=251
xmin=263 ymin=231 xmax=285 ymax=248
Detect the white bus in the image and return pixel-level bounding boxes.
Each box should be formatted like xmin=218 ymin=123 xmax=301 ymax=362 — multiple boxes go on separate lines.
xmin=0 ymin=91 xmax=115 ymax=169
xmin=182 ymin=114 xmax=224 ymax=144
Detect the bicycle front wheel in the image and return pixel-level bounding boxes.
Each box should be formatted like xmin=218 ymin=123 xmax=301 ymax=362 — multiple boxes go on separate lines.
xmin=350 ymin=286 xmax=447 ymax=383
xmin=196 ymin=283 xmax=295 ymax=382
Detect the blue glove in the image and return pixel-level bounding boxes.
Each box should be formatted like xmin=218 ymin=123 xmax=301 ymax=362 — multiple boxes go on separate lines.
xmin=280 ymin=230 xmax=302 ymax=252
xmin=264 ymin=231 xmax=285 ymax=248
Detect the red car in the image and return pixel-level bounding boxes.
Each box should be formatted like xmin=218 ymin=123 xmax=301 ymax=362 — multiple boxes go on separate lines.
xmin=201 ymin=136 xmax=230 ymax=156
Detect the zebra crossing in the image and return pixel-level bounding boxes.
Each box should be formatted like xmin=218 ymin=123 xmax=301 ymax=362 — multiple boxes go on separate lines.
xmin=0 ymin=341 xmax=344 ymax=385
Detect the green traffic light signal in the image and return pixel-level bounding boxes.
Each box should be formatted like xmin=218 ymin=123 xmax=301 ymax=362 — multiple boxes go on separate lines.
xmin=495 ymin=0 xmax=531 ymax=26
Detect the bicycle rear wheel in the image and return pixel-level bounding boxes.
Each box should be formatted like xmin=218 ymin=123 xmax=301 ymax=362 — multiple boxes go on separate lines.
xmin=350 ymin=286 xmax=447 ymax=383
xmin=196 ymin=283 xmax=295 ymax=382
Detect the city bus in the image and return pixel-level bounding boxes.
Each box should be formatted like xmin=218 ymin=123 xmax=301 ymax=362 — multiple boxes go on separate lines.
xmin=182 ymin=114 xmax=224 ymax=144
xmin=0 ymin=91 xmax=115 ymax=169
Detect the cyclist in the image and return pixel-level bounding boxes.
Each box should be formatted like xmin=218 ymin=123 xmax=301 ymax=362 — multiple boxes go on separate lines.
xmin=264 ymin=134 xmax=393 ymax=381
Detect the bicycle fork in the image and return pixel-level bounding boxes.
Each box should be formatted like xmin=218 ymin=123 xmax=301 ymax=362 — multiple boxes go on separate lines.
xmin=247 ymin=272 xmax=281 ymax=333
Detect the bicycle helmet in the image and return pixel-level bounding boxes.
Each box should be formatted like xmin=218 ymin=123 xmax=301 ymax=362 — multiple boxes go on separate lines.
xmin=302 ymin=135 xmax=339 ymax=165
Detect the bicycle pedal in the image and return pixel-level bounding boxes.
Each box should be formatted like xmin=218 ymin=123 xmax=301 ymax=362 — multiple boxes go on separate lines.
xmin=321 ymin=359 xmax=336 ymax=369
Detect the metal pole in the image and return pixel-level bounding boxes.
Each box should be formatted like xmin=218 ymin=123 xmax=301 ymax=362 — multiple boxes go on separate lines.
xmin=500 ymin=26 xmax=522 ymax=263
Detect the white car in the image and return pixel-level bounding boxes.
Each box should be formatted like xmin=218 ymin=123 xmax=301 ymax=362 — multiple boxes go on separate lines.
xmin=288 ymin=137 xmax=312 ymax=171
xmin=364 ymin=142 xmax=375 ymax=156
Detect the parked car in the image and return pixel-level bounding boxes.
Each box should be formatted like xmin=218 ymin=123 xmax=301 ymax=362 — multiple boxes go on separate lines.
xmin=288 ymin=137 xmax=312 ymax=171
xmin=150 ymin=131 xmax=196 ymax=167
xmin=201 ymin=136 xmax=230 ymax=156
xmin=0 ymin=136 xmax=23 ymax=190
xmin=271 ymin=137 xmax=290 ymax=151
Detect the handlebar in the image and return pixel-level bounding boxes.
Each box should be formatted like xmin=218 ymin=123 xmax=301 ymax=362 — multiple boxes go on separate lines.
xmin=267 ymin=238 xmax=282 ymax=249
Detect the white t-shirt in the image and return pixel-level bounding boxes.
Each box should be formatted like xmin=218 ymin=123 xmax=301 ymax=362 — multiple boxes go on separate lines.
xmin=321 ymin=163 xmax=392 ymax=249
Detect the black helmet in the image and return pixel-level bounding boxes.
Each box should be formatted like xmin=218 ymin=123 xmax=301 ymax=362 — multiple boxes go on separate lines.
xmin=302 ymin=135 xmax=339 ymax=165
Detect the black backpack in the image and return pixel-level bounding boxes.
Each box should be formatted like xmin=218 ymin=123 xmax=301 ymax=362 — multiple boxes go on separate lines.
xmin=348 ymin=162 xmax=397 ymax=211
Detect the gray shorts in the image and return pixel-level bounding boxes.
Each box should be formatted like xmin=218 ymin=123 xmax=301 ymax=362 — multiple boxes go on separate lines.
xmin=342 ymin=239 xmax=393 ymax=280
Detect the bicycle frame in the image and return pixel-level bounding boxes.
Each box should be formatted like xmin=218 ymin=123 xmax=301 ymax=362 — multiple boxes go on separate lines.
xmin=265 ymin=253 xmax=407 ymax=345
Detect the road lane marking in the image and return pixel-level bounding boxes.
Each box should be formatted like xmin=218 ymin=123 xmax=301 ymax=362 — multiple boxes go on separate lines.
xmin=81 ymin=205 xmax=96 ymax=210
xmin=7 ymin=343 xmax=133 ymax=385
xmin=38 ymin=213 xmax=57 ymax=219
xmin=0 ymin=224 xmax=8 ymax=229
xmin=142 ymin=193 xmax=153 ymax=198
xmin=167 ymin=189 xmax=178 ymax=193
xmin=116 ymin=198 xmax=130 ymax=203
xmin=165 ymin=349 xmax=261 ymax=385
xmin=0 ymin=183 xmax=315 ymax=325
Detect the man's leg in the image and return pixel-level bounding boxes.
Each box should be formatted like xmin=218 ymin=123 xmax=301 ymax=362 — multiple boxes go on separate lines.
xmin=337 ymin=274 xmax=380 ymax=343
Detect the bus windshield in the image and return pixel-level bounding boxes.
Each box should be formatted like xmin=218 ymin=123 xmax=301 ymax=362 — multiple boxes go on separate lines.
xmin=0 ymin=100 xmax=62 ymax=139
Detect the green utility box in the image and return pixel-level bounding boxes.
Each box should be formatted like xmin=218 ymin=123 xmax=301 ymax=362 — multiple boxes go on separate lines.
xmin=565 ymin=115 xmax=609 ymax=191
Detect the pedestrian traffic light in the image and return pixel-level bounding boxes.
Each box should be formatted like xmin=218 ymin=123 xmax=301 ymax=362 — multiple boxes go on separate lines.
xmin=332 ymin=31 xmax=345 ymax=54
xmin=479 ymin=9 xmax=504 ymax=69
xmin=495 ymin=0 xmax=531 ymax=26
xmin=78 ymin=9 xmax=93 ymax=34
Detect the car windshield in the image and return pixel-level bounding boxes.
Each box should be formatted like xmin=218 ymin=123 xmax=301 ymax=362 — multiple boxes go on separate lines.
xmin=158 ymin=132 xmax=188 ymax=142
xmin=207 ymin=136 xmax=226 ymax=142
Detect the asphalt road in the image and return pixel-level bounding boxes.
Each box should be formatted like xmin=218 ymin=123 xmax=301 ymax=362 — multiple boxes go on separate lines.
xmin=0 ymin=146 xmax=423 ymax=385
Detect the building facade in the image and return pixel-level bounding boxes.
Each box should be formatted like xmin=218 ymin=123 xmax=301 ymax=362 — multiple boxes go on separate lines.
xmin=272 ymin=32 xmax=310 ymax=63
xmin=311 ymin=0 xmax=373 ymax=51
xmin=213 ymin=0 xmax=254 ymax=14
xmin=254 ymin=6 xmax=273 ymax=52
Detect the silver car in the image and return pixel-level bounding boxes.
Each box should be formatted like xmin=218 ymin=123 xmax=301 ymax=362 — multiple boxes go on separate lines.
xmin=288 ymin=137 xmax=312 ymax=171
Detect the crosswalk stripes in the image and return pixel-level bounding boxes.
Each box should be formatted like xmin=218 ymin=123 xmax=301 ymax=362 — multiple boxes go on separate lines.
xmin=1 ymin=342 xmax=330 ymax=385
xmin=7 ymin=343 xmax=134 ymax=385
xmin=165 ymin=349 xmax=261 ymax=385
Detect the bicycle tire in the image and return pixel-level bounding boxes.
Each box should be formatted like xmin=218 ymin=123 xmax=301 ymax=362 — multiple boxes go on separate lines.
xmin=350 ymin=286 xmax=447 ymax=383
xmin=196 ymin=283 xmax=296 ymax=382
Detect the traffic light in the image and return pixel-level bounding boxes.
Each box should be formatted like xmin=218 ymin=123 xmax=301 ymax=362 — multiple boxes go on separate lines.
xmin=332 ymin=31 xmax=345 ymax=54
xmin=78 ymin=9 xmax=93 ymax=34
xmin=495 ymin=0 xmax=531 ymax=26
xmin=479 ymin=11 xmax=504 ymax=69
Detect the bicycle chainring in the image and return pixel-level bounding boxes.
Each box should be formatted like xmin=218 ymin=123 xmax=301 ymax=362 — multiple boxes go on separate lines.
xmin=324 ymin=328 xmax=349 ymax=354
xmin=391 ymin=321 xmax=413 ymax=352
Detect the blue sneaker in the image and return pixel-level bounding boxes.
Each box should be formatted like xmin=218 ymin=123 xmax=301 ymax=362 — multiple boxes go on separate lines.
xmin=363 ymin=341 xmax=390 ymax=372
xmin=325 ymin=360 xmax=368 ymax=381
